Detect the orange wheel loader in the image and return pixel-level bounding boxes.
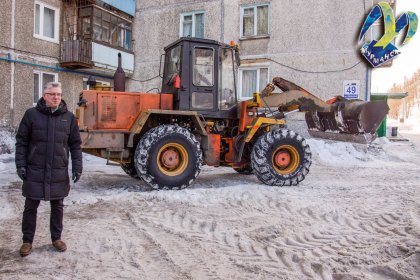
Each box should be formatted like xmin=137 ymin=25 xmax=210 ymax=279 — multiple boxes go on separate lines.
xmin=76 ymin=37 xmax=388 ymax=190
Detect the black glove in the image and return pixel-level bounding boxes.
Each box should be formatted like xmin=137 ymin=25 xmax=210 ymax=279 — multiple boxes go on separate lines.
xmin=17 ymin=167 xmax=26 ymax=181
xmin=72 ymin=172 xmax=81 ymax=183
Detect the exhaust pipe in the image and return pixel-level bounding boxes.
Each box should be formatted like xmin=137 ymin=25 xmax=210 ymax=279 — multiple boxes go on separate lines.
xmin=114 ymin=53 xmax=126 ymax=91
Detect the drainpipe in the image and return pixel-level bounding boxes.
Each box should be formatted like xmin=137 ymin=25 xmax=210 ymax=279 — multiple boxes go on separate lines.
xmin=220 ymin=0 xmax=224 ymax=43
xmin=365 ymin=65 xmax=370 ymax=101
xmin=364 ymin=0 xmax=374 ymax=102
xmin=10 ymin=0 xmax=16 ymax=126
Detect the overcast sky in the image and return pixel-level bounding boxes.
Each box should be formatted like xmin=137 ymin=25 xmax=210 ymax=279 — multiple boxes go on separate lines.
xmin=371 ymin=1 xmax=420 ymax=93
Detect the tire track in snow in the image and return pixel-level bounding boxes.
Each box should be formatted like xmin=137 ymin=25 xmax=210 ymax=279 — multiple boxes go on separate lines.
xmin=65 ymin=201 xmax=190 ymax=280
xmin=129 ymin=212 xmax=247 ymax=279
xmin=135 ymin=196 xmax=334 ymax=279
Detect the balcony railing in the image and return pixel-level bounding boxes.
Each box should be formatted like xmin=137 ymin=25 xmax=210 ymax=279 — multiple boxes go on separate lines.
xmin=60 ymin=39 xmax=93 ymax=68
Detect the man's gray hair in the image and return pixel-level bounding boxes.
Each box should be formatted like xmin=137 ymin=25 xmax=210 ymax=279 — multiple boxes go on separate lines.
xmin=43 ymin=82 xmax=62 ymax=92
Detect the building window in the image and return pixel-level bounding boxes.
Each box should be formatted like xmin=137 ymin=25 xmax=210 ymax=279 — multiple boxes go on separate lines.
xmin=180 ymin=12 xmax=205 ymax=38
xmin=34 ymin=1 xmax=60 ymax=43
xmin=239 ymin=68 xmax=269 ymax=100
xmin=240 ymin=4 xmax=269 ymax=38
xmin=78 ymin=6 xmax=133 ymax=51
xmin=33 ymin=71 xmax=58 ymax=104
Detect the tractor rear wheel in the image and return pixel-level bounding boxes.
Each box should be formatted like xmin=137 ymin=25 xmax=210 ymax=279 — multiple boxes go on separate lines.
xmin=121 ymin=161 xmax=140 ymax=179
xmin=251 ymin=129 xmax=311 ymax=186
xmin=134 ymin=125 xmax=202 ymax=190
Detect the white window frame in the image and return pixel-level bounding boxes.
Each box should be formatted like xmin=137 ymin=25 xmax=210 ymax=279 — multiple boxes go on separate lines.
xmin=240 ymin=3 xmax=270 ymax=38
xmin=33 ymin=71 xmax=58 ymax=105
xmin=238 ymin=67 xmax=269 ymax=100
xmin=34 ymin=1 xmax=60 ymax=43
xmin=179 ymin=11 xmax=205 ymax=38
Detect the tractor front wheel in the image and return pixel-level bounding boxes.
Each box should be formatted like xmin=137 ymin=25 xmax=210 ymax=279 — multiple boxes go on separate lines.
xmin=251 ymin=129 xmax=311 ymax=186
xmin=134 ymin=125 xmax=202 ymax=190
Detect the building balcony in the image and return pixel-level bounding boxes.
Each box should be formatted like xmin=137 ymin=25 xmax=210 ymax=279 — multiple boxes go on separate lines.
xmin=60 ymin=40 xmax=134 ymax=76
xmin=60 ymin=3 xmax=134 ymax=76
xmin=90 ymin=42 xmax=134 ymax=75
xmin=60 ymin=39 xmax=93 ymax=69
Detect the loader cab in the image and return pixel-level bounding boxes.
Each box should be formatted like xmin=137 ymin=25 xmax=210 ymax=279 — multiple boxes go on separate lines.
xmin=162 ymin=37 xmax=239 ymax=119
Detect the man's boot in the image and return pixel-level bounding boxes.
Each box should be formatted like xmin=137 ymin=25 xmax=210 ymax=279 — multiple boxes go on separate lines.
xmin=52 ymin=240 xmax=67 ymax=252
xmin=19 ymin=243 xmax=32 ymax=257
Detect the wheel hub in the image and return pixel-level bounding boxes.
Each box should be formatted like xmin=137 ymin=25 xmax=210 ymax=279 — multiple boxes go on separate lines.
xmin=274 ymin=151 xmax=291 ymax=169
xmin=272 ymin=145 xmax=300 ymax=175
xmin=161 ymin=149 xmax=179 ymax=170
xmin=157 ymin=143 xmax=189 ymax=176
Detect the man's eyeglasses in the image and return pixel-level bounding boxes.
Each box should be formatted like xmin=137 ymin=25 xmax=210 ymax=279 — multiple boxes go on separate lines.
xmin=45 ymin=93 xmax=62 ymax=97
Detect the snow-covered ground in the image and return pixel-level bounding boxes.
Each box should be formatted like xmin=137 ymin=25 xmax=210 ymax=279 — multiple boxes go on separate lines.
xmin=0 ymin=129 xmax=419 ymax=279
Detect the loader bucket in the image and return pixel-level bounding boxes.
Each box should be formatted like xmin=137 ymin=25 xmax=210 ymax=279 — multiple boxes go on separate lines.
xmin=261 ymin=77 xmax=390 ymax=144
xmin=305 ymin=100 xmax=389 ymax=144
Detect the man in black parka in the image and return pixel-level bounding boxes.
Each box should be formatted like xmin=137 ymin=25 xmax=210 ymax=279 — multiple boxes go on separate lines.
xmin=15 ymin=82 xmax=82 ymax=257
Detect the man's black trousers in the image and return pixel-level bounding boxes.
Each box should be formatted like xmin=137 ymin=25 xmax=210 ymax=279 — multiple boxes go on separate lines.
xmin=22 ymin=198 xmax=64 ymax=243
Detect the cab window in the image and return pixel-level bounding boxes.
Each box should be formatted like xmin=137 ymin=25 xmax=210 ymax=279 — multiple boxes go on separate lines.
xmin=193 ymin=47 xmax=214 ymax=87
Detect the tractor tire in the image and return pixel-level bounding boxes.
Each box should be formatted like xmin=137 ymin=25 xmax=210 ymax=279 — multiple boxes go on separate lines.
xmin=121 ymin=161 xmax=140 ymax=179
xmin=134 ymin=125 xmax=202 ymax=190
xmin=251 ymin=129 xmax=311 ymax=186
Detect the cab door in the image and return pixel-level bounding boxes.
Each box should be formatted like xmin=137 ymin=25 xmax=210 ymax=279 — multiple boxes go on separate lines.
xmin=189 ymin=44 xmax=218 ymax=111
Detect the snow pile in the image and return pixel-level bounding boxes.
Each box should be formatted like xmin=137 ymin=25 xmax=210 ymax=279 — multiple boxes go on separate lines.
xmin=0 ymin=128 xmax=15 ymax=154
xmin=307 ymin=138 xmax=388 ymax=166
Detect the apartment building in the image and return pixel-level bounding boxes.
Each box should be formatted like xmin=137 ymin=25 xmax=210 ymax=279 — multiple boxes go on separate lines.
xmin=0 ymin=0 xmax=135 ymax=127
xmin=0 ymin=0 xmax=396 ymax=128
xmin=130 ymin=0 xmax=399 ymax=104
